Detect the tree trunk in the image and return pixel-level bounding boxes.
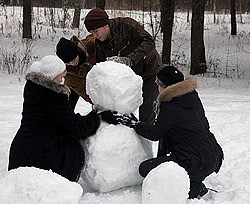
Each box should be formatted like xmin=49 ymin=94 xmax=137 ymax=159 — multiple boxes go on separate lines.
xmin=239 ymin=0 xmax=243 ymax=24
xmin=72 ymin=8 xmax=81 ymax=28
xmin=190 ymin=0 xmax=206 ymax=75
xmin=213 ymin=0 xmax=216 ymax=23
xmin=96 ymin=0 xmax=106 ymax=10
xmin=22 ymin=0 xmax=32 ymax=39
xmin=187 ymin=0 xmax=190 ymax=23
xmin=85 ymin=0 xmax=92 ymax=9
xmin=161 ymin=0 xmax=175 ymax=65
xmin=230 ymin=0 xmax=237 ymax=35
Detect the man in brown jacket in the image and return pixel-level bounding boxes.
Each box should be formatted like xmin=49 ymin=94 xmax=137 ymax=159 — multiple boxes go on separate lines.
xmin=84 ymin=8 xmax=163 ymax=124
xmin=56 ymin=35 xmax=95 ymax=108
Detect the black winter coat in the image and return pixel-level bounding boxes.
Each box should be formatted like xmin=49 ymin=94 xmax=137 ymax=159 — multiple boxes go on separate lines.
xmin=8 ymin=73 xmax=100 ymax=181
xmin=134 ymin=77 xmax=224 ymax=182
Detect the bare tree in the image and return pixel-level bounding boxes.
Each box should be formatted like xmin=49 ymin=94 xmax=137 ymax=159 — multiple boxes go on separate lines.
xmin=22 ymin=0 xmax=32 ymax=39
xmin=72 ymin=1 xmax=82 ymax=29
xmin=239 ymin=0 xmax=243 ymax=24
xmin=190 ymin=0 xmax=207 ymax=75
xmin=187 ymin=0 xmax=190 ymax=23
xmin=213 ymin=0 xmax=216 ymax=23
xmin=72 ymin=8 xmax=81 ymax=28
xmin=230 ymin=0 xmax=237 ymax=35
xmin=96 ymin=0 xmax=105 ymax=9
xmin=161 ymin=0 xmax=175 ymax=64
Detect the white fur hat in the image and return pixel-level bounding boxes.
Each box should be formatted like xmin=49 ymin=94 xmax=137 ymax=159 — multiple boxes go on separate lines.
xmin=30 ymin=55 xmax=66 ymax=80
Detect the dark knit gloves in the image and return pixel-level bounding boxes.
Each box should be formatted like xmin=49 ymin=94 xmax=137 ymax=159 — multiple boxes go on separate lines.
xmin=85 ymin=110 xmax=101 ymax=135
xmin=117 ymin=113 xmax=138 ymax=128
xmin=99 ymin=110 xmax=120 ymax=125
xmin=99 ymin=110 xmax=138 ymax=128
xmin=107 ymin=56 xmax=133 ymax=67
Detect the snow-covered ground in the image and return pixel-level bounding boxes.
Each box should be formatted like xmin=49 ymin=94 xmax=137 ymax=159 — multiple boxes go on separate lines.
xmin=0 ymin=74 xmax=249 ymax=203
xmin=0 ymin=5 xmax=250 ymax=204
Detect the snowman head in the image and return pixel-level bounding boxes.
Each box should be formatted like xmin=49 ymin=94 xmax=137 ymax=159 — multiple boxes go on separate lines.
xmin=86 ymin=61 xmax=143 ymax=114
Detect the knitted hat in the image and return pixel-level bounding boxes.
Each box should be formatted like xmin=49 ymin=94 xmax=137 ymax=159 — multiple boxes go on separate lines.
xmin=56 ymin=37 xmax=78 ymax=63
xmin=84 ymin=8 xmax=109 ymax=32
xmin=156 ymin=66 xmax=184 ymax=87
xmin=30 ymin=55 xmax=66 ymax=80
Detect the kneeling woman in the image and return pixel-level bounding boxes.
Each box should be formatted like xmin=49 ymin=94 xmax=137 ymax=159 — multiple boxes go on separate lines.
xmin=135 ymin=66 xmax=224 ymax=199
xmin=8 ymin=55 xmax=100 ymax=182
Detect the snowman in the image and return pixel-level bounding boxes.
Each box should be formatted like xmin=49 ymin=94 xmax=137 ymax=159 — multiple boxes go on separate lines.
xmin=80 ymin=61 xmax=153 ymax=193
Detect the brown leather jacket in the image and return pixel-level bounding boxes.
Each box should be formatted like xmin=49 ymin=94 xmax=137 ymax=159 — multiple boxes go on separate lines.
xmin=95 ymin=17 xmax=163 ymax=82
xmin=64 ymin=35 xmax=95 ymax=103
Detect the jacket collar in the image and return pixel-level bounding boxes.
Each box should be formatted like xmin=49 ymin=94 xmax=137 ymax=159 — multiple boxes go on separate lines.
xmin=157 ymin=77 xmax=197 ymax=103
xmin=26 ymin=73 xmax=70 ymax=96
xmin=70 ymin=35 xmax=89 ymax=58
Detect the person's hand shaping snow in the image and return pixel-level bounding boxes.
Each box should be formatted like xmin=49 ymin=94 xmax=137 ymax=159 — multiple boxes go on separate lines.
xmin=99 ymin=110 xmax=120 ymax=125
xmin=117 ymin=113 xmax=138 ymax=128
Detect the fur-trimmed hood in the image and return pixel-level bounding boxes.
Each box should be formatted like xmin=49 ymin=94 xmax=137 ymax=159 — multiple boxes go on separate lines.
xmin=154 ymin=76 xmax=199 ymax=115
xmin=157 ymin=77 xmax=197 ymax=103
xmin=26 ymin=72 xmax=71 ymax=96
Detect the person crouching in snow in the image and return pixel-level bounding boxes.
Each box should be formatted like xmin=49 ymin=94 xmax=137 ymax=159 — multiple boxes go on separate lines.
xmin=112 ymin=66 xmax=224 ymax=199
xmin=8 ymin=55 xmax=100 ymax=182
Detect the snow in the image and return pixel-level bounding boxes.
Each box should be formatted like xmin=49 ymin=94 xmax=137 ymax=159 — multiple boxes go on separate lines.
xmin=86 ymin=61 xmax=143 ymax=114
xmin=1 ymin=74 xmax=249 ymax=203
xmin=81 ymin=123 xmax=153 ymax=192
xmin=82 ymin=62 xmax=152 ymax=192
xmin=0 ymin=167 xmax=83 ymax=204
xmin=0 ymin=6 xmax=249 ymax=204
xmin=141 ymin=162 xmax=189 ymax=204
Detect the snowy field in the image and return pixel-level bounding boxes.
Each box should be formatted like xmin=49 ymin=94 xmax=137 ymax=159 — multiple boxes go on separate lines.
xmin=0 ymin=6 xmax=250 ymax=204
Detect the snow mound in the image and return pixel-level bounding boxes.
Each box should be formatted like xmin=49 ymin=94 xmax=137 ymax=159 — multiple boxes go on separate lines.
xmin=81 ymin=123 xmax=153 ymax=192
xmin=142 ymin=162 xmax=189 ymax=204
xmin=0 ymin=167 xmax=83 ymax=204
xmin=86 ymin=61 xmax=143 ymax=114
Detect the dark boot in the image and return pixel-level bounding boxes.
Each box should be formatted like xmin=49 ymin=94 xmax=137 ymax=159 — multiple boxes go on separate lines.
xmin=189 ymin=181 xmax=208 ymax=199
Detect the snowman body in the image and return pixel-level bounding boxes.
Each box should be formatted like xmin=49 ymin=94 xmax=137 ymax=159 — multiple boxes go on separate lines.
xmin=81 ymin=61 xmax=153 ymax=192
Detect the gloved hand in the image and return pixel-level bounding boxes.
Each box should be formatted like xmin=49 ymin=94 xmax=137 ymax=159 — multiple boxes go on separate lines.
xmin=107 ymin=56 xmax=133 ymax=66
xmin=99 ymin=110 xmax=121 ymax=125
xmin=117 ymin=113 xmax=138 ymax=128
xmin=84 ymin=110 xmax=101 ymax=135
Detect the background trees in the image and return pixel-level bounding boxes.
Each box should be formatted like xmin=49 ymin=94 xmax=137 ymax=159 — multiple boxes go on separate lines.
xmin=6 ymin=0 xmax=245 ymax=75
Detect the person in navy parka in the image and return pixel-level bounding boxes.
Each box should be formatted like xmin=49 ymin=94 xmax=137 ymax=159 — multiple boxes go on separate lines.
xmin=8 ymin=55 xmax=100 ymax=182
xmin=118 ymin=66 xmax=224 ymax=199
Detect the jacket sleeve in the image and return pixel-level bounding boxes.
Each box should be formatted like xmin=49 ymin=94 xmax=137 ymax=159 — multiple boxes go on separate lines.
xmin=49 ymin=95 xmax=100 ymax=139
xmin=123 ymin=18 xmax=155 ymax=66
xmin=134 ymin=104 xmax=174 ymax=141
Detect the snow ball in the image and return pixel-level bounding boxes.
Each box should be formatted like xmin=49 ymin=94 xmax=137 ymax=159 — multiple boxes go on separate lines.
xmin=86 ymin=61 xmax=143 ymax=114
xmin=142 ymin=161 xmax=189 ymax=204
xmin=0 ymin=167 xmax=83 ymax=204
xmin=81 ymin=123 xmax=153 ymax=193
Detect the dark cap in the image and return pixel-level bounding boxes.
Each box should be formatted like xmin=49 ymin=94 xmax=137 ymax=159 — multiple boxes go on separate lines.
xmin=156 ymin=66 xmax=184 ymax=87
xmin=84 ymin=8 xmax=109 ymax=32
xmin=56 ymin=37 xmax=78 ymax=63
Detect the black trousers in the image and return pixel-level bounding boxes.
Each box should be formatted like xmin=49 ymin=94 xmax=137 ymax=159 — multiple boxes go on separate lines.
xmin=139 ymin=80 xmax=158 ymax=125
xmin=139 ymin=156 xmax=207 ymax=199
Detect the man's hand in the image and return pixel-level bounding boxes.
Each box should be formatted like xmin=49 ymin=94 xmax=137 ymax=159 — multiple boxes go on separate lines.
xmin=107 ymin=56 xmax=133 ymax=67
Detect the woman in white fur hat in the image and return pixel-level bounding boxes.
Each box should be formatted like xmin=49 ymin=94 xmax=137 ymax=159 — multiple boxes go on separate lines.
xmin=8 ymin=55 xmax=100 ymax=182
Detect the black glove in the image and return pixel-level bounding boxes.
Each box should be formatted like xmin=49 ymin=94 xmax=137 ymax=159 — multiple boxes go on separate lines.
xmin=99 ymin=110 xmax=120 ymax=125
xmin=85 ymin=110 xmax=101 ymax=135
xmin=117 ymin=113 xmax=138 ymax=128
